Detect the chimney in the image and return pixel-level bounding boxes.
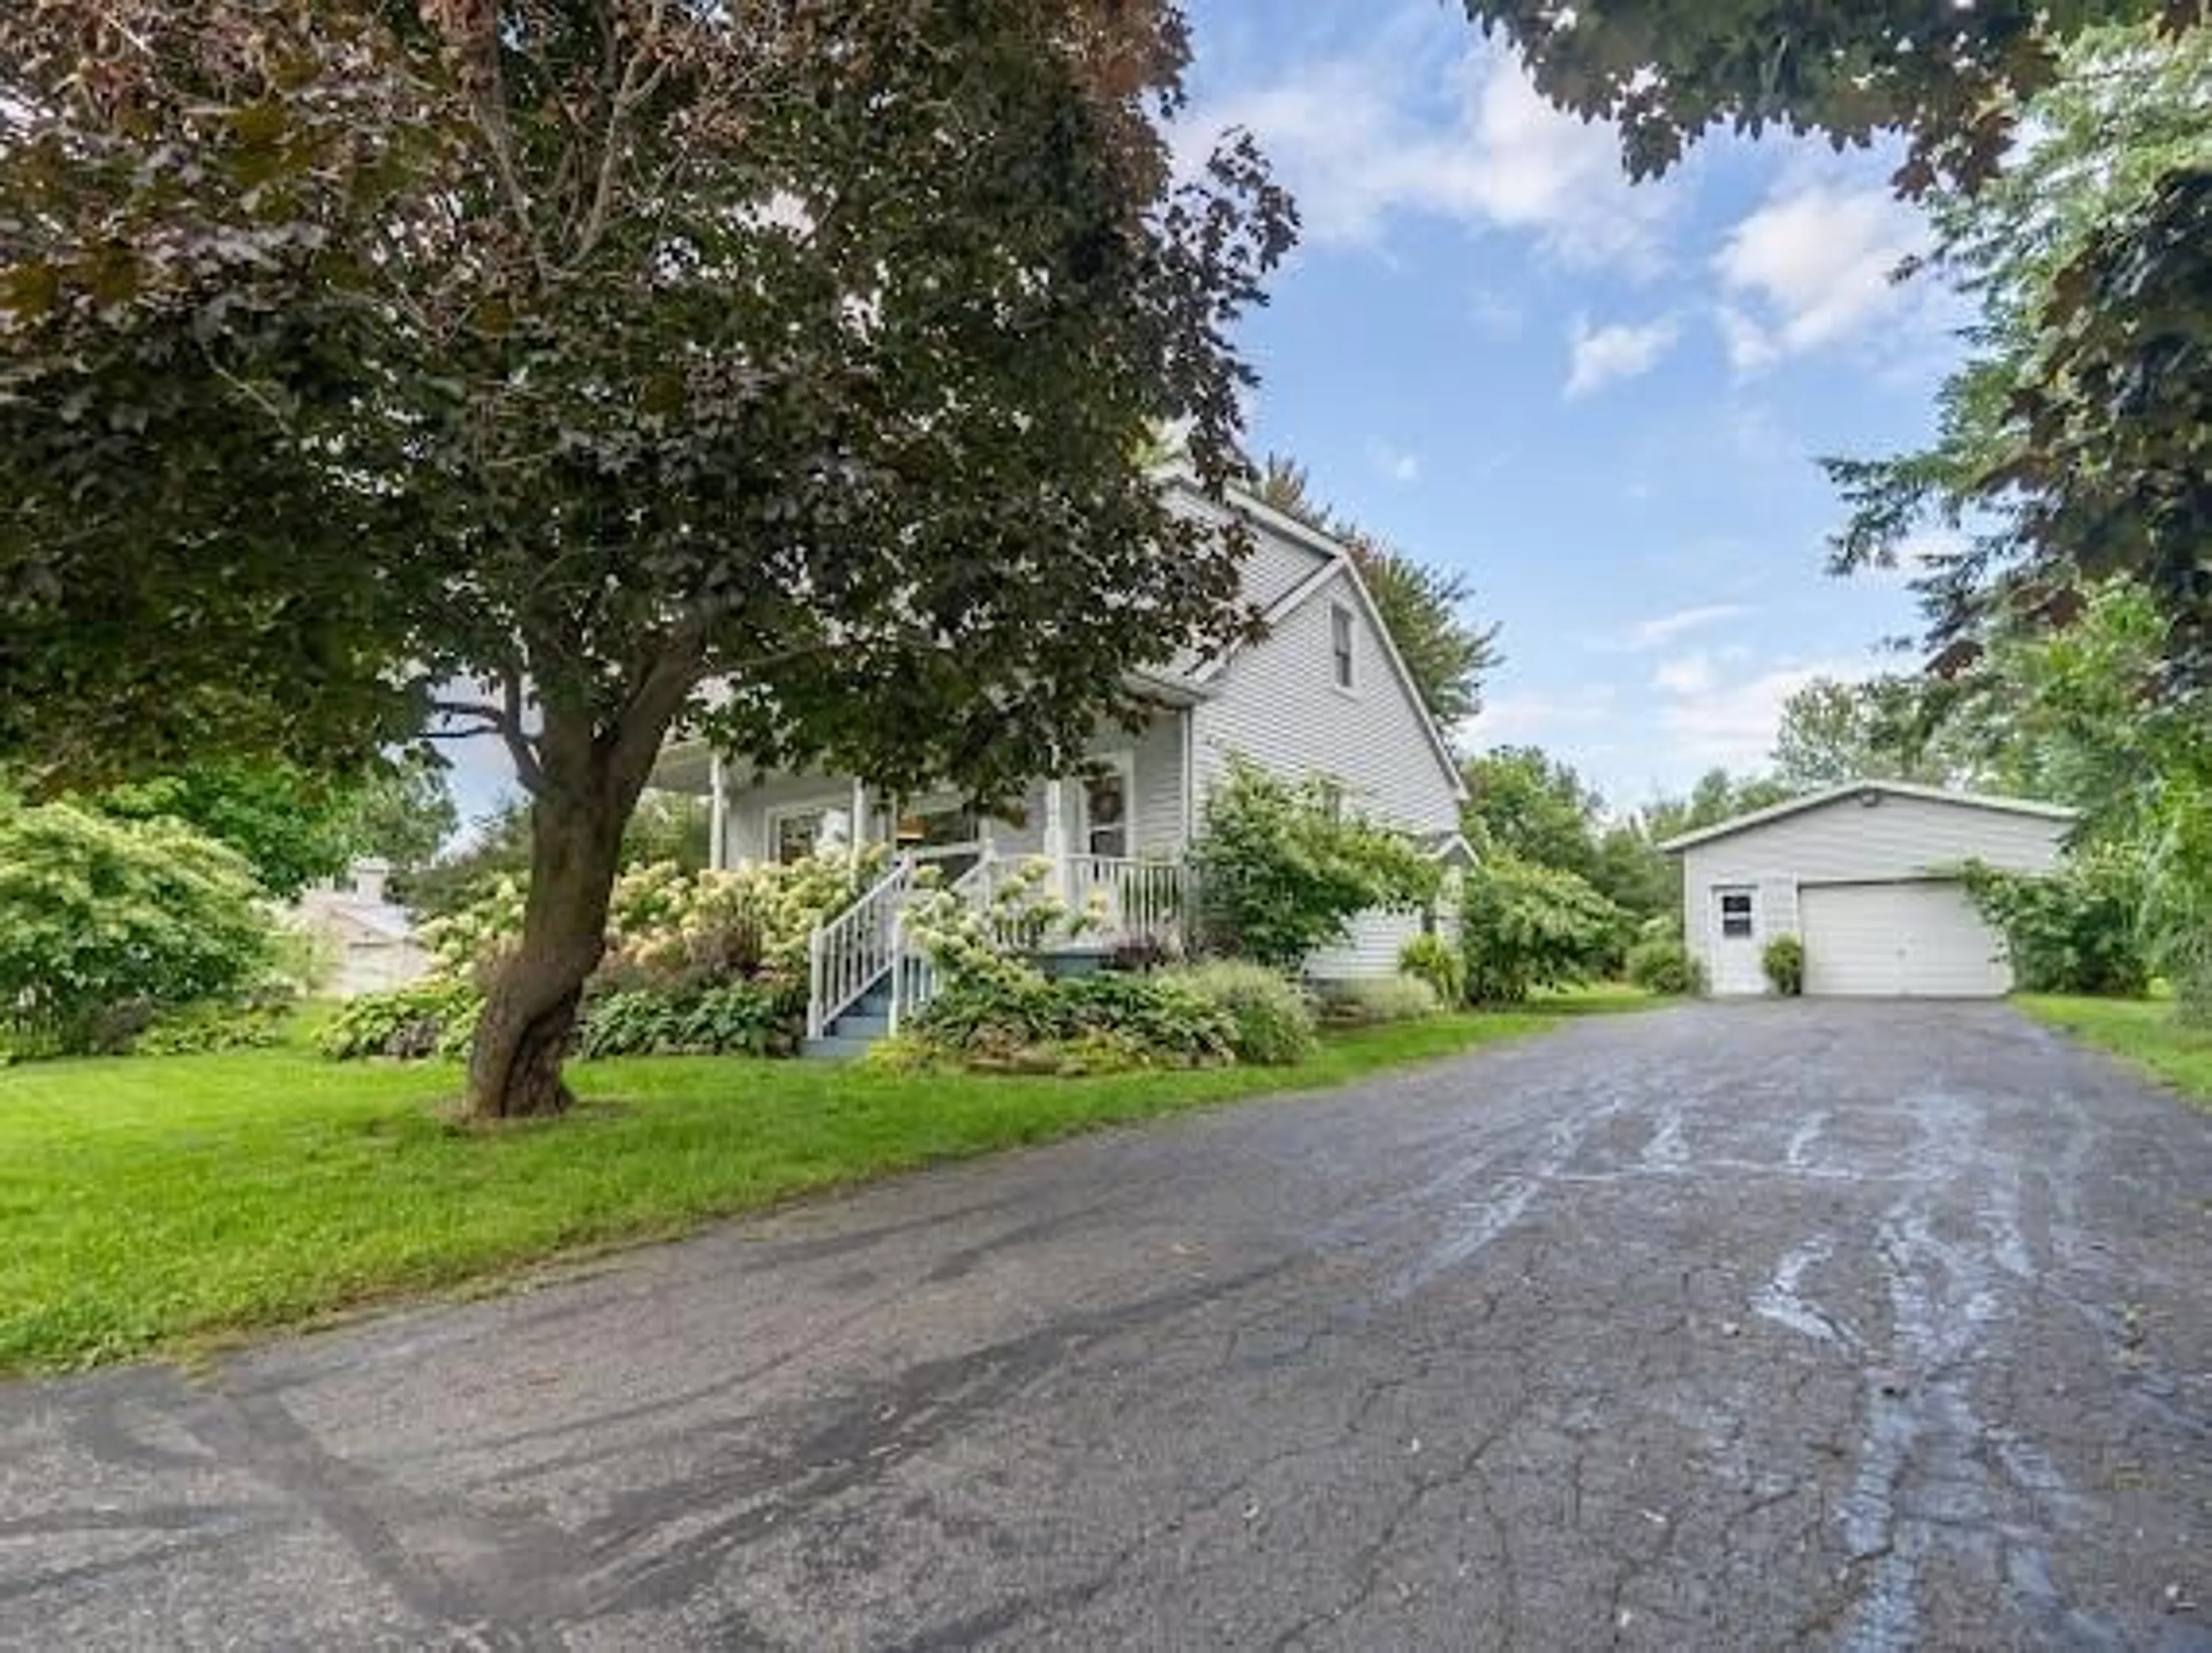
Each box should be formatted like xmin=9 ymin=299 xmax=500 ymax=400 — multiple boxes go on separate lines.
xmin=352 ymin=858 xmax=392 ymax=905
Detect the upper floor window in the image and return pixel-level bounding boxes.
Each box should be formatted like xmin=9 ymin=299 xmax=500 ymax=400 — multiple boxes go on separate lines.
xmin=1330 ymin=603 xmax=1355 ymax=690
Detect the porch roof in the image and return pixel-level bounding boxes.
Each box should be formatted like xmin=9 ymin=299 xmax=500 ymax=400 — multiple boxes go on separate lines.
xmin=652 ymin=668 xmax=1209 ymax=797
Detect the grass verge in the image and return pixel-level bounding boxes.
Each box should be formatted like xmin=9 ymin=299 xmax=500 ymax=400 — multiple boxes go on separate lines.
xmin=0 ymin=995 xmax=1643 ymax=1375
xmin=2016 ymin=994 xmax=2212 ymax=1112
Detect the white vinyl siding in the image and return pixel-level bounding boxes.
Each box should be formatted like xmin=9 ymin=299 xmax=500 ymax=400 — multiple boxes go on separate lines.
xmin=1679 ymin=791 xmax=2066 ymax=997
xmin=1195 ymin=566 xmax=1463 ymax=979
xmin=720 ymin=772 xmax=861 ymax=866
xmin=1166 ymin=489 xmax=1331 ymax=611
xmin=1154 ymin=490 xmax=1335 ymax=680
xmin=1309 ymin=910 xmax=1427 ymax=983
xmin=722 ymin=710 xmax=1188 ymax=868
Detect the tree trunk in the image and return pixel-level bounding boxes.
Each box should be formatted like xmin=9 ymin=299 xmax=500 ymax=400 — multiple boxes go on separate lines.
xmin=461 ymin=652 xmax=701 ymax=1122
xmin=464 ymin=768 xmax=629 ymax=1120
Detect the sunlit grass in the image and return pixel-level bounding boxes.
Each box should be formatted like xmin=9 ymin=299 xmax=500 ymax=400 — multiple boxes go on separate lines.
xmin=2017 ymin=994 xmax=2212 ymax=1114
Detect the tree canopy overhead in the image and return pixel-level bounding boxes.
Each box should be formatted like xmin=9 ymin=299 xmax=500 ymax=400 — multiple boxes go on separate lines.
xmin=1821 ymin=25 xmax=2211 ymax=691
xmin=1 ymin=0 xmax=1294 ymax=1117
xmin=1460 ymin=0 xmax=2202 ymax=194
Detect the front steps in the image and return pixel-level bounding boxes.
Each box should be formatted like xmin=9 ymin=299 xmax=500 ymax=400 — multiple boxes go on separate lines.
xmin=801 ymin=977 xmax=893 ymax=1060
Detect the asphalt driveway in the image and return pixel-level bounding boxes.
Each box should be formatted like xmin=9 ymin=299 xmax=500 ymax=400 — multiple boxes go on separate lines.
xmin=3 ymin=1002 xmax=2208 ymax=1651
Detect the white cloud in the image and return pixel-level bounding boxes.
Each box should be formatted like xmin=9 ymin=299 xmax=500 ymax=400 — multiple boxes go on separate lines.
xmin=1713 ymin=181 xmax=1929 ymax=370
xmin=1566 ymin=314 xmax=1680 ymax=398
xmin=1468 ymin=685 xmax=1618 ymax=747
xmin=1589 ymin=604 xmax=1751 ymax=654
xmin=1659 ymin=658 xmax=1874 ymax=769
xmin=1368 ymin=437 xmax=1421 ymax=484
xmin=1653 ymin=651 xmax=1718 ymax=696
xmin=1183 ymin=45 xmax=1676 ymax=270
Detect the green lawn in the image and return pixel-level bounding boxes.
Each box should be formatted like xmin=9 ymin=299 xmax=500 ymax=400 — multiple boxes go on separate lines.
xmin=0 ymin=997 xmax=1642 ymax=1375
xmin=2017 ymin=994 xmax=2212 ymax=1112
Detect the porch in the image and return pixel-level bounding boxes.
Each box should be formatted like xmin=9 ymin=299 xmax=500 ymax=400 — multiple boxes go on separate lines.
xmin=657 ymin=705 xmax=1191 ymax=885
xmin=652 ymin=707 xmax=1196 ymax=1055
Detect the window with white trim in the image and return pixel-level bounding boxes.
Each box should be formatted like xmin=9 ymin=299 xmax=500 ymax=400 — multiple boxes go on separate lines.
xmin=770 ymin=805 xmax=851 ymax=865
xmin=1719 ymin=890 xmax=1755 ymax=940
xmin=1083 ymin=762 xmax=1131 ymax=858
xmin=1330 ymin=603 xmax=1355 ymax=690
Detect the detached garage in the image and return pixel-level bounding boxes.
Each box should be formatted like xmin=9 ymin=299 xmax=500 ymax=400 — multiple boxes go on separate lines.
xmin=1662 ymin=782 xmax=2075 ymax=999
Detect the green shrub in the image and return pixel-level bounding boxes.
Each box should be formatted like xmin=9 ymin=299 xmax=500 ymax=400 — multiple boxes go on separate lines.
xmin=573 ymin=983 xmax=796 ymax=1058
xmin=1191 ymin=758 xmax=1438 ymax=971
xmin=1624 ymin=937 xmax=1705 ymax=997
xmin=1959 ymin=853 xmax=2150 ymax=997
xmin=1762 ymin=935 xmax=1805 ymax=997
xmin=131 ymin=998 xmax=294 ymax=1056
xmin=1317 ymin=975 xmax=1441 ymax=1026
xmin=2142 ymin=783 xmax=2212 ymax=1024
xmin=1459 ymin=854 xmax=1623 ymax=1004
xmin=1166 ymin=961 xmax=1317 ymax=1064
xmin=858 ymin=1033 xmax=944 ymax=1074
xmin=0 ymin=797 xmax=277 ymax=1056
xmin=911 ymin=970 xmax=1234 ymax=1071
xmin=317 ymin=981 xmax=483 ymax=1061
xmin=1397 ymin=932 xmax=1466 ymax=1006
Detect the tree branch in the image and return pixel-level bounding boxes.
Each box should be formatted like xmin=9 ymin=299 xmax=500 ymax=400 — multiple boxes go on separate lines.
xmin=429 ymin=684 xmax=547 ymax=797
xmin=571 ymin=0 xmax=672 ymax=266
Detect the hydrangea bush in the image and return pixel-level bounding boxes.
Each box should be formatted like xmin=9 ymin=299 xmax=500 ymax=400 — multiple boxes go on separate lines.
xmin=331 ymin=848 xmax=887 ymax=1060
xmin=901 ymin=855 xmax=1101 ymax=992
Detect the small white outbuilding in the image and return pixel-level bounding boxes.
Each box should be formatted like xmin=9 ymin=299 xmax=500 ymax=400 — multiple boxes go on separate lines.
xmin=290 ymin=860 xmax=433 ymax=998
xmin=1661 ymin=782 xmax=2075 ymax=999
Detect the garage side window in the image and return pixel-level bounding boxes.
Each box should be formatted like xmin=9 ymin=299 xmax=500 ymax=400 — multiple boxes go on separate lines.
xmin=1719 ymin=892 xmax=1755 ymax=939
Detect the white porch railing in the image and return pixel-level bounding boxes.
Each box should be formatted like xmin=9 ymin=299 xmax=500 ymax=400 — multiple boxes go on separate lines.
xmin=805 ymin=852 xmax=1195 ymax=1045
xmin=885 ymin=860 xmax=991 ymax=1036
xmin=806 ymin=856 xmax=918 ymax=1041
xmin=1064 ymin=855 xmax=1191 ymax=944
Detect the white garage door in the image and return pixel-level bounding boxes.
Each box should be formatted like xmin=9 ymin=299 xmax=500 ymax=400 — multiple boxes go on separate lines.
xmin=1798 ymin=881 xmax=2011 ymax=998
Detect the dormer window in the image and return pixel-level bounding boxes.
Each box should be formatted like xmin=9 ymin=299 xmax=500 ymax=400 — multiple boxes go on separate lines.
xmin=1330 ymin=603 xmax=1355 ymax=690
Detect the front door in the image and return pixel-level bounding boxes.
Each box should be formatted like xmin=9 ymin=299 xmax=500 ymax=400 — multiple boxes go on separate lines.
xmin=1709 ymin=885 xmax=1765 ymax=995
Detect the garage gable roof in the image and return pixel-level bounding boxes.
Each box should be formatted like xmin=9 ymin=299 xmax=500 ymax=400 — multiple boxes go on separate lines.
xmin=1657 ymin=780 xmax=2077 ymax=855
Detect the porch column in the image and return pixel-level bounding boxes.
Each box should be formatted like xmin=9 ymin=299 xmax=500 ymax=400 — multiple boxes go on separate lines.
xmin=707 ymin=753 xmax=729 ymax=871
xmin=1042 ymin=775 xmax=1070 ymax=905
xmin=850 ymin=776 xmax=868 ymax=866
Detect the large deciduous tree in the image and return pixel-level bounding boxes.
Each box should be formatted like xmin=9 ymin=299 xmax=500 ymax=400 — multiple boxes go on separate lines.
xmin=0 ymin=0 xmax=1294 ymax=1118
xmin=1460 ymin=746 xmax=1604 ymax=882
xmin=88 ymin=760 xmax=368 ymax=899
xmin=1457 ymin=1 xmax=2199 ymax=194
xmin=1769 ymin=677 xmax=1971 ymax=793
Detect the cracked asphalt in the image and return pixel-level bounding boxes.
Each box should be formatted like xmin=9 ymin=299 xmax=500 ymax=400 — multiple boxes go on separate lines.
xmin=3 ymin=1001 xmax=2210 ymax=1651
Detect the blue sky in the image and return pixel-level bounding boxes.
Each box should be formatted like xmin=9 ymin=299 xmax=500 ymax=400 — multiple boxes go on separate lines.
xmin=1176 ymin=0 xmax=1969 ymax=812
